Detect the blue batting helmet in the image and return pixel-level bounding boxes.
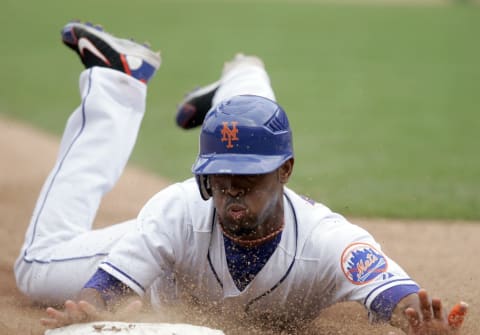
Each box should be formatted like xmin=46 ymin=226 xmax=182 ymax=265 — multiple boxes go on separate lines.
xmin=192 ymin=95 xmax=294 ymax=199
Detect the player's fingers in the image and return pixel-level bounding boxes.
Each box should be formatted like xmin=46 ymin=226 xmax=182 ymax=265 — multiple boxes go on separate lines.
xmin=65 ymin=300 xmax=87 ymax=322
xmin=125 ymin=299 xmax=143 ymax=312
xmin=78 ymin=300 xmax=101 ymax=320
xmin=431 ymin=298 xmax=444 ymax=321
xmin=46 ymin=306 xmax=68 ymax=322
xmin=40 ymin=317 xmax=62 ymax=329
xmin=124 ymin=300 xmax=143 ymax=315
xmin=448 ymin=302 xmax=468 ymax=330
xmin=405 ymin=307 xmax=422 ymax=333
xmin=115 ymin=299 xmax=143 ymax=321
xmin=43 ymin=306 xmax=70 ymax=328
xmin=418 ymin=288 xmax=433 ymax=322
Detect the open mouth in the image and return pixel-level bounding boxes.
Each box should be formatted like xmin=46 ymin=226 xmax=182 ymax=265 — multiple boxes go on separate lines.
xmin=227 ymin=204 xmax=248 ymax=221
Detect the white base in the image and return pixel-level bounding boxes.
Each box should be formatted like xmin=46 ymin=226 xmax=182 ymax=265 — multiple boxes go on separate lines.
xmin=45 ymin=322 xmax=225 ymax=335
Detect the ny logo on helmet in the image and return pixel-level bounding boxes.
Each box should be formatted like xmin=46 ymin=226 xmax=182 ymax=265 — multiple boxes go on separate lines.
xmin=221 ymin=121 xmax=239 ymax=149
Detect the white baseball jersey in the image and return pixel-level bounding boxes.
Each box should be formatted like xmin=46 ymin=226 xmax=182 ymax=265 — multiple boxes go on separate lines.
xmin=15 ymin=66 xmax=418 ymax=328
xmin=100 ymin=178 xmax=418 ymax=326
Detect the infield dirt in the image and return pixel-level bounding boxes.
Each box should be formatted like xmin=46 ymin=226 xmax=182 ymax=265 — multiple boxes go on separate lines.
xmin=0 ymin=115 xmax=478 ymax=334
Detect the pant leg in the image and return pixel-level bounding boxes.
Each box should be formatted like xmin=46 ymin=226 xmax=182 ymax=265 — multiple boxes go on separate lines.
xmin=212 ymin=60 xmax=276 ymax=107
xmin=15 ymin=67 xmax=147 ymax=304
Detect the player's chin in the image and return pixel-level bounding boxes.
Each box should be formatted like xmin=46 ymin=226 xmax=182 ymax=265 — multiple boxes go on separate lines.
xmin=224 ymin=218 xmax=258 ymax=235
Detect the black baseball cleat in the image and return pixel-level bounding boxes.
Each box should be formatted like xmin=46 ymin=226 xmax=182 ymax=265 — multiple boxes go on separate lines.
xmin=175 ymin=54 xmax=265 ymax=130
xmin=61 ymin=21 xmax=161 ymax=83
xmin=176 ymin=80 xmax=220 ymax=129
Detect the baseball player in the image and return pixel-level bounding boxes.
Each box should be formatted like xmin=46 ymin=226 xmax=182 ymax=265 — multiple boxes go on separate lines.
xmin=15 ymin=21 xmax=468 ymax=334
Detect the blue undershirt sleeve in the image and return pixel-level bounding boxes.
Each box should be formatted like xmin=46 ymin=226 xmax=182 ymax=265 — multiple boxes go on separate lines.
xmin=83 ymin=268 xmax=134 ymax=303
xmin=369 ymin=284 xmax=420 ymax=322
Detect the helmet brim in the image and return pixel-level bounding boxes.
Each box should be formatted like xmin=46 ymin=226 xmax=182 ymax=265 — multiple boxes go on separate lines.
xmin=192 ymin=154 xmax=292 ymax=175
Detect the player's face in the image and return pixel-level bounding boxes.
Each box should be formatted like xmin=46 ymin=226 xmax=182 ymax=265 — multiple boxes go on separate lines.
xmin=209 ymin=160 xmax=293 ymax=238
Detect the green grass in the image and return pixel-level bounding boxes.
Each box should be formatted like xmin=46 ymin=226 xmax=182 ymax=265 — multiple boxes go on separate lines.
xmin=1 ymin=1 xmax=479 ymax=220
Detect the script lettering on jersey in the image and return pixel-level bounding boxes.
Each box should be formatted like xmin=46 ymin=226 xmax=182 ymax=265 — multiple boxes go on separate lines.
xmin=221 ymin=121 xmax=239 ymax=149
xmin=356 ymin=253 xmax=378 ymax=278
xmin=341 ymin=243 xmax=388 ymax=285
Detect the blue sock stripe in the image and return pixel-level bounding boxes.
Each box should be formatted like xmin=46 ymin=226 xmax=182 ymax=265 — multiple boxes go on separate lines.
xmin=130 ymin=62 xmax=156 ymax=82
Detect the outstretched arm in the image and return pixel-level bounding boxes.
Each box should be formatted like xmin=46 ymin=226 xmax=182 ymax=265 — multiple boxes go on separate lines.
xmin=41 ymin=270 xmax=143 ymax=329
xmin=390 ymin=288 xmax=468 ymax=334
xmin=41 ymin=288 xmax=143 ymax=329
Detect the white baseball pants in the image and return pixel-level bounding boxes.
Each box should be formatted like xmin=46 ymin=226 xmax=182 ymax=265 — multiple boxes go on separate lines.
xmin=15 ymin=61 xmax=275 ymax=304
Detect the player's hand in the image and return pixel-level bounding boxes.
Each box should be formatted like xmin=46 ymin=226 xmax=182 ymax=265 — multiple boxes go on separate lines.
xmin=404 ymin=289 xmax=468 ymax=334
xmin=40 ymin=299 xmax=143 ymax=329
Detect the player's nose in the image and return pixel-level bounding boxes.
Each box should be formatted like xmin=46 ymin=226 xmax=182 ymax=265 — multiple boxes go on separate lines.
xmin=224 ymin=177 xmax=245 ymax=198
xmin=226 ymin=185 xmax=245 ymax=198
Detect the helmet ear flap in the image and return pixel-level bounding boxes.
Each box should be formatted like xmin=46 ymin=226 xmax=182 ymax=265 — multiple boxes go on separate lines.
xmin=195 ymin=174 xmax=212 ymax=200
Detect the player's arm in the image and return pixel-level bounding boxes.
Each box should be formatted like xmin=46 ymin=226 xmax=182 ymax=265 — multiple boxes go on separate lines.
xmin=390 ymin=288 xmax=468 ymax=334
xmin=41 ymin=269 xmax=142 ymax=329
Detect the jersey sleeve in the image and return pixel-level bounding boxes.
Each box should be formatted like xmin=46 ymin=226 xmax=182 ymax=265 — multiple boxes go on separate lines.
xmin=83 ymin=268 xmax=134 ymax=302
xmin=98 ymin=182 xmax=189 ymax=296
xmin=313 ymin=213 xmax=419 ymax=322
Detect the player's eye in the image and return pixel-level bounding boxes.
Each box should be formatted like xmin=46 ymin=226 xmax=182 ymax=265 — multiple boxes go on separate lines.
xmin=211 ymin=185 xmax=227 ymax=194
